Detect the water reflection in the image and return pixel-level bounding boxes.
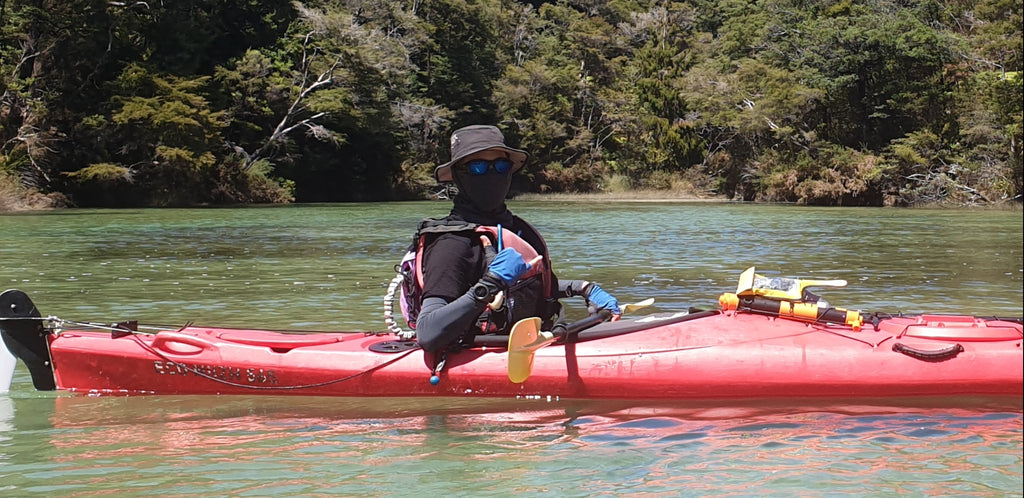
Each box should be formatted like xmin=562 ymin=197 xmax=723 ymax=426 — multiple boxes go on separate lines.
xmin=2 ymin=394 xmax=1018 ymax=495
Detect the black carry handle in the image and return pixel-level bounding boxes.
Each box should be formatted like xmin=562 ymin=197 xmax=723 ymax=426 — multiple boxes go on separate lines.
xmin=892 ymin=342 xmax=964 ymax=362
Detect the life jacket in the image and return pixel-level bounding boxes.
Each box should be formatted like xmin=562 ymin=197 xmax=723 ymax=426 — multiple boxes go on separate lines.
xmin=384 ymin=216 xmax=556 ymax=338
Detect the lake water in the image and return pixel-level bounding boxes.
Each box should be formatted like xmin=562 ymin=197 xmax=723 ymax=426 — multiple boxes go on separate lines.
xmin=1 ymin=201 xmax=1022 ymax=495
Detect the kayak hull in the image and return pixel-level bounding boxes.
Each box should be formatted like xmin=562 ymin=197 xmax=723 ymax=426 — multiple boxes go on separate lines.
xmin=23 ymin=310 xmax=1024 ymax=400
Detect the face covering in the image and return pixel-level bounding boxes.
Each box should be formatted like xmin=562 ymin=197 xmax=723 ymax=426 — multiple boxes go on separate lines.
xmin=452 ymin=167 xmax=512 ymax=216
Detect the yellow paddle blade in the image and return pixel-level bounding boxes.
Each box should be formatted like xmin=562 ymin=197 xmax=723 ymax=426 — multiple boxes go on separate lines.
xmin=752 ymin=275 xmax=847 ymax=300
xmin=736 ymin=266 xmax=757 ymax=295
xmin=507 ymin=317 xmax=554 ymax=383
xmin=622 ymin=297 xmax=655 ymax=314
xmin=736 ymin=266 xmax=846 ymax=300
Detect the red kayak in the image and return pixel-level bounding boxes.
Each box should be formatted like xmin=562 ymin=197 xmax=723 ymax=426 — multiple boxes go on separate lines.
xmin=2 ymin=283 xmax=1022 ymax=400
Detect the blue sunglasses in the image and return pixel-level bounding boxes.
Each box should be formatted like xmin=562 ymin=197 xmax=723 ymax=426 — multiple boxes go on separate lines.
xmin=464 ymin=158 xmax=514 ymax=176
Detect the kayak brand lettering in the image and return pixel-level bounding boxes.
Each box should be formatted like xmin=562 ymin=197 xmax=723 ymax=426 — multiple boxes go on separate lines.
xmin=153 ymin=361 xmax=278 ymax=384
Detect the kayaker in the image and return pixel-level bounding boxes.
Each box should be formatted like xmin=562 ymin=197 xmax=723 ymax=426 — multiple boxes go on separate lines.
xmin=411 ymin=124 xmax=621 ymax=352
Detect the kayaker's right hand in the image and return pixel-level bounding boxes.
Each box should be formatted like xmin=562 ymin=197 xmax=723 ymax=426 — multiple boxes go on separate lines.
xmin=484 ymin=248 xmax=531 ymax=287
xmin=471 ymin=248 xmax=536 ymax=305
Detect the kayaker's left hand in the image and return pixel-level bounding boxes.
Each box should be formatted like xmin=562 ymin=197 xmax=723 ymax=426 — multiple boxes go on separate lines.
xmin=585 ymin=283 xmax=621 ymax=318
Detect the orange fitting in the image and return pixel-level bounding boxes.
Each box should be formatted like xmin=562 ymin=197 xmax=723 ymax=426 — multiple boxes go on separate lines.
xmin=790 ymin=301 xmax=820 ymax=321
xmin=847 ymin=310 xmax=863 ymax=331
xmin=719 ymin=293 xmax=739 ymax=310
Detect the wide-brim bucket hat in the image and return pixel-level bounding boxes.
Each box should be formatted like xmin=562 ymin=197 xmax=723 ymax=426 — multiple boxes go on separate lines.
xmin=434 ymin=125 xmax=528 ymax=183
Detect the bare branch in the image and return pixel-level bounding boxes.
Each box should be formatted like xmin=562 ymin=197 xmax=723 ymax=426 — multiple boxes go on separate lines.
xmin=107 ymin=1 xmax=151 ymax=8
xmin=240 ymin=32 xmax=343 ymax=170
xmin=7 ymin=126 xmax=55 ymax=184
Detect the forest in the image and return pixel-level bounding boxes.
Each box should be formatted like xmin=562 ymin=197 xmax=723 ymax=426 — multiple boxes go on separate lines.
xmin=1 ymin=0 xmax=1021 ymax=209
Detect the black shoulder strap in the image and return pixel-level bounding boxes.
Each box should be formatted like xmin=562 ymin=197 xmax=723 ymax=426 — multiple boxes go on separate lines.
xmin=416 ymin=216 xmax=479 ymax=235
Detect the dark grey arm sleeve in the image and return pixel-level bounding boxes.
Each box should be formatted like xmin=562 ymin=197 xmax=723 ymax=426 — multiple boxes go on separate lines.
xmin=415 ymin=295 xmax=488 ymax=352
xmin=557 ymin=279 xmax=591 ymax=299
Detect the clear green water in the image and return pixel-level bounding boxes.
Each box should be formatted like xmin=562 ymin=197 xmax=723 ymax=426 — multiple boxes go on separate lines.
xmin=1 ymin=202 xmax=1022 ymax=495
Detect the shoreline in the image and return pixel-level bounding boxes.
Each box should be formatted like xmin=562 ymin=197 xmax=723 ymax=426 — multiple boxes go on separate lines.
xmin=511 ymin=191 xmax=1023 ymax=209
xmin=511 ymin=191 xmax=730 ymax=203
xmin=4 ymin=190 xmax=1021 ymax=212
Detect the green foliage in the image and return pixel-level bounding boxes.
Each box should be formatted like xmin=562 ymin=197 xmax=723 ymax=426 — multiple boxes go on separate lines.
xmin=750 ymin=1 xmax=958 ymax=149
xmin=208 ymin=158 xmax=295 ymax=204
xmin=1 ymin=0 xmax=1020 ymax=208
xmin=755 ymin=145 xmax=881 ymax=205
xmin=412 ymin=0 xmax=508 ymax=124
xmin=881 ymin=130 xmax=958 ymax=206
xmin=947 ymin=67 xmax=1023 ymax=203
xmin=65 ymin=163 xmax=132 ymax=183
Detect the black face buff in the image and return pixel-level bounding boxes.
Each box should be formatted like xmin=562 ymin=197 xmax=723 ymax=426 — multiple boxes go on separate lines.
xmin=453 ymin=166 xmax=512 ymax=215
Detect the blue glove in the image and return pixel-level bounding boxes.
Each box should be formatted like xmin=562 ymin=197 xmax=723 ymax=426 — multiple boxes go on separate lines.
xmin=485 ymin=248 xmax=531 ymax=287
xmin=585 ymin=283 xmax=621 ymax=315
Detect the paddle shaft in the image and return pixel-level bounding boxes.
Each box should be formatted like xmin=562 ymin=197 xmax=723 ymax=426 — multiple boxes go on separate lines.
xmin=555 ymin=309 xmax=612 ymax=341
xmin=474 ymin=310 xmax=612 ymax=348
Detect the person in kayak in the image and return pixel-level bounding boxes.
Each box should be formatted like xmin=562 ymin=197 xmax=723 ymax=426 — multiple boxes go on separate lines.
xmin=412 ymin=124 xmax=621 ymax=352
